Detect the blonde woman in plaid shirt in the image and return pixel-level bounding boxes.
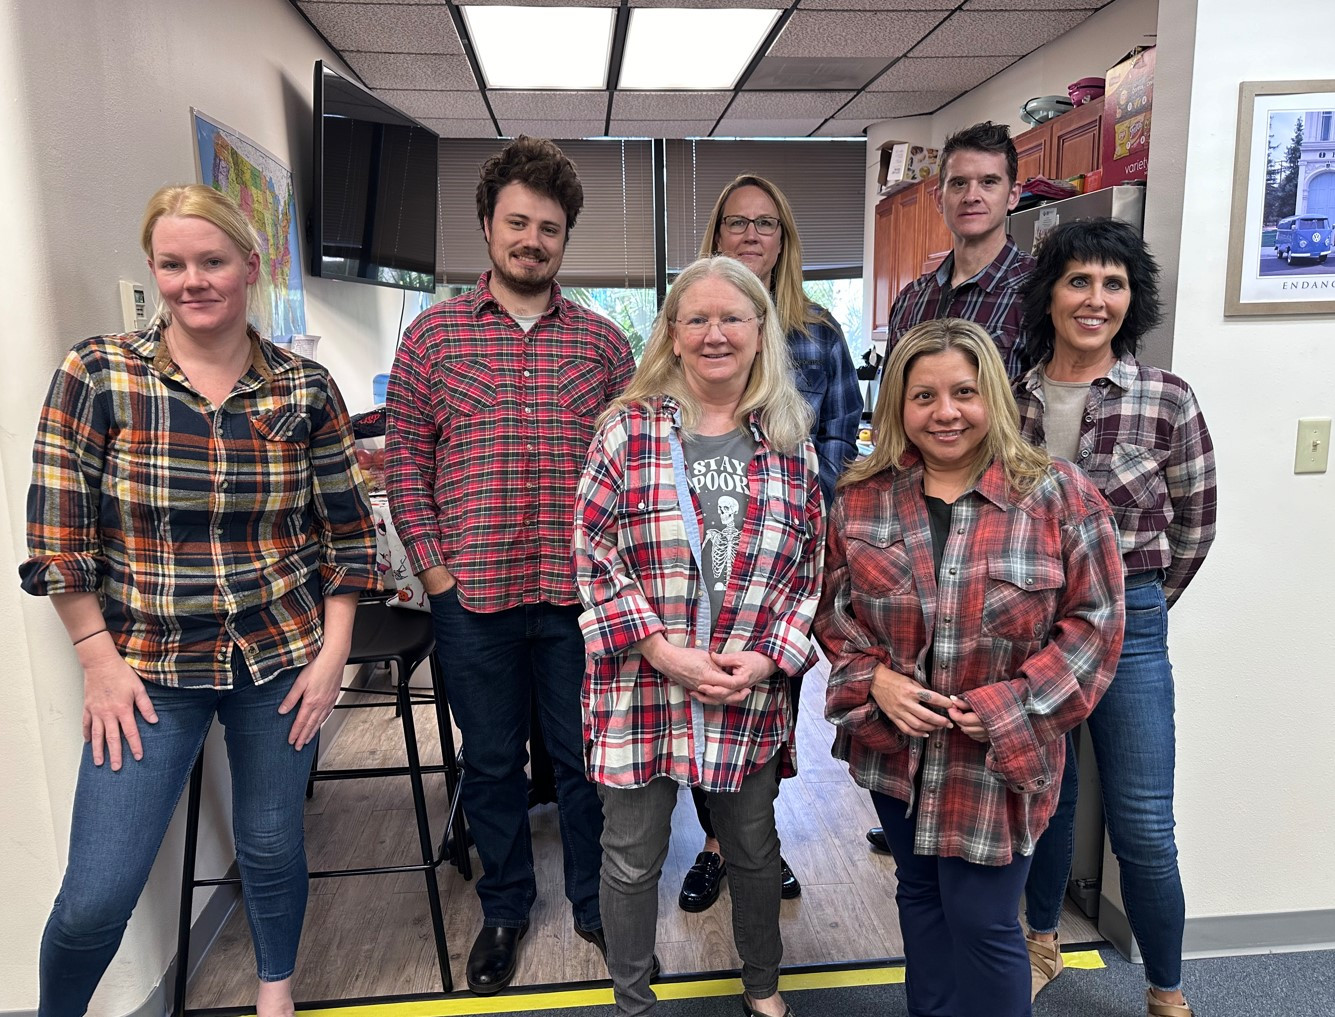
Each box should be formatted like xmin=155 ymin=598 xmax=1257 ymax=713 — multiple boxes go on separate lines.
xmin=574 ymin=256 xmax=824 ymax=1017
xmin=1016 ymin=219 xmax=1217 ymax=1017
xmin=815 ymin=318 xmax=1125 ymax=1017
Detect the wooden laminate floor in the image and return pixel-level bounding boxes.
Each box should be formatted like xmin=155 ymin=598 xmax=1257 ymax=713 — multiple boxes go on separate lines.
xmin=186 ymin=657 xmax=1099 ymax=1006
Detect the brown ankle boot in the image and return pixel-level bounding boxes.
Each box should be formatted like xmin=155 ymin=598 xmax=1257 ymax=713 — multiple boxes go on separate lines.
xmin=1026 ymin=934 xmax=1063 ymax=1001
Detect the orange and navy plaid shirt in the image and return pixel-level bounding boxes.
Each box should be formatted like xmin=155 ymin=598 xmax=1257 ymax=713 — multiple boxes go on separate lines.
xmin=21 ymin=327 xmax=378 ymax=689
xmin=385 ymin=274 xmax=635 ymax=613
xmin=815 ymin=453 xmax=1124 ymax=866
xmin=574 ymin=399 xmax=825 ymax=792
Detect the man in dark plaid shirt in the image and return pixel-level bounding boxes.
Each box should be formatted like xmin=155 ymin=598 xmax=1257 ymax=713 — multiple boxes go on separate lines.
xmin=885 ymin=122 xmax=1035 ymax=381
xmin=869 ymin=122 xmax=1036 ymax=854
xmin=385 ymin=138 xmax=635 ymax=994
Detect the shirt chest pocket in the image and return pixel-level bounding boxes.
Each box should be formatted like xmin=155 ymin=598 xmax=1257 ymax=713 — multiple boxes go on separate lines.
xmin=793 ymin=358 xmax=826 ymax=397
xmin=249 ymin=410 xmax=313 ymax=499
xmin=622 ymin=487 xmax=688 ymax=581
xmin=1104 ymin=442 xmax=1168 ymax=511
xmin=982 ymin=553 xmax=1065 ymax=642
xmin=438 ymin=358 xmax=496 ymax=418
xmin=557 ymin=357 xmax=605 ymax=419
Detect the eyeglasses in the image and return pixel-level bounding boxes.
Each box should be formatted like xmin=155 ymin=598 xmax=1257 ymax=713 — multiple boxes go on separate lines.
xmin=720 ymin=214 xmax=781 ymax=236
xmin=670 ymin=314 xmax=762 ymax=339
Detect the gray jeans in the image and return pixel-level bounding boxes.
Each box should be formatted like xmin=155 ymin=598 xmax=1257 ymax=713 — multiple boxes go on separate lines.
xmin=598 ymin=754 xmax=783 ymax=1016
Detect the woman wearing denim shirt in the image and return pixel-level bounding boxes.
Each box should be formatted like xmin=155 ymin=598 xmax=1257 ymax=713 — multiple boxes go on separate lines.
xmin=22 ymin=185 xmax=377 ymax=1017
xmin=815 ymin=318 xmax=1124 ymax=1017
xmin=674 ymin=173 xmax=862 ymax=910
xmin=1015 ymin=219 xmax=1217 ymax=1017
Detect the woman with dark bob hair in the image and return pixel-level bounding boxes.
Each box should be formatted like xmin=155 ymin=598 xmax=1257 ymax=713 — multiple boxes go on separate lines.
xmin=1015 ymin=218 xmax=1217 ymax=1017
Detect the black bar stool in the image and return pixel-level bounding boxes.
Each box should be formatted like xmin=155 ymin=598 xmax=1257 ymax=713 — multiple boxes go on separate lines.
xmin=173 ymin=598 xmax=469 ymax=1015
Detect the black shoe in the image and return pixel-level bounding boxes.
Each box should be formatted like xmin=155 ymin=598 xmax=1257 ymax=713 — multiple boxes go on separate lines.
xmin=574 ymin=922 xmax=662 ymax=980
xmin=678 ymin=851 xmax=726 ymax=912
xmin=780 ymin=856 xmax=801 ymax=899
xmin=466 ymin=922 xmax=528 ymax=995
xmin=866 ymin=826 xmax=891 ymax=854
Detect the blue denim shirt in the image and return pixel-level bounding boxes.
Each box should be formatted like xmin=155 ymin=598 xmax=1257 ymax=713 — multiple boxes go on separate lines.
xmin=787 ymin=305 xmax=862 ymax=507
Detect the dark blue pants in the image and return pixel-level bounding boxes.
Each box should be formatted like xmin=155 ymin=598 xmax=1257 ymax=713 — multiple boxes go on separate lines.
xmin=872 ymin=791 xmax=1033 ymax=1017
xmin=428 ymin=590 xmax=602 ymax=930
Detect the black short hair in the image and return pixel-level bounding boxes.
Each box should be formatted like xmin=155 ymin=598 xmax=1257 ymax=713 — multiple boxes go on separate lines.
xmin=1019 ymin=217 xmax=1163 ymax=371
xmin=939 ymin=121 xmax=1019 ymax=185
xmin=475 ymin=136 xmax=584 ymax=236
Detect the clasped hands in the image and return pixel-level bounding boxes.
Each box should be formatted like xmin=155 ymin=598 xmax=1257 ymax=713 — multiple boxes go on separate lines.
xmin=869 ymin=662 xmax=988 ymax=742
xmin=637 ymin=633 xmax=776 ymax=705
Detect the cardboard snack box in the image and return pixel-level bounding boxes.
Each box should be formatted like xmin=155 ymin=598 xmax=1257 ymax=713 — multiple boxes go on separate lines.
xmin=1101 ymin=45 xmax=1155 ymax=183
xmin=878 ymin=142 xmax=941 ymax=195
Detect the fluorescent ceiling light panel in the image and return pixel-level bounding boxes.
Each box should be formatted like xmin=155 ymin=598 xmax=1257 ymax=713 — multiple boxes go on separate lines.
xmin=619 ymin=8 xmax=779 ymax=90
xmin=462 ymin=6 xmax=614 ymax=89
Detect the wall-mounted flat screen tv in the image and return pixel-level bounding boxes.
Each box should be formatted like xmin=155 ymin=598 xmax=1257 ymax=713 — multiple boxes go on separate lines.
xmin=312 ymin=60 xmax=439 ymax=293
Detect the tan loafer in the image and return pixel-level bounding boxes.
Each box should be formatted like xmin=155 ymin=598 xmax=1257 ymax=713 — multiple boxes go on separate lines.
xmin=1026 ymin=934 xmax=1063 ymax=1001
xmin=1146 ymin=989 xmax=1194 ymax=1016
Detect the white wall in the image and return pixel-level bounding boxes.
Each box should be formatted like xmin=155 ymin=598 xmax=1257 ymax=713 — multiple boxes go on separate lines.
xmin=0 ymin=0 xmax=407 ymax=1012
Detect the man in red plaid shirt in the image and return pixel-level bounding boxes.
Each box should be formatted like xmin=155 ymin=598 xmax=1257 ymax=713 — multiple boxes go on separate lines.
xmin=385 ymin=137 xmax=635 ymax=995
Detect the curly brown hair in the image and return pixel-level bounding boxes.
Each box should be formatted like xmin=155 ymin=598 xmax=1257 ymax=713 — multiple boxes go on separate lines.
xmin=475 ymin=136 xmax=584 ymax=237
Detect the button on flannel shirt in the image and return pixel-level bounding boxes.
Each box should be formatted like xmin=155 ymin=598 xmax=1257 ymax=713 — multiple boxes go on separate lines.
xmin=573 ymin=398 xmax=825 ymax=792
xmin=21 ymin=327 xmax=378 ymax=689
xmin=1015 ymin=353 xmax=1217 ymax=607
xmin=385 ymin=274 xmax=635 ymax=612
xmin=815 ymin=453 xmax=1124 ymax=866
xmin=787 ymin=307 xmax=863 ymax=506
xmin=886 ymin=237 xmax=1035 ymax=380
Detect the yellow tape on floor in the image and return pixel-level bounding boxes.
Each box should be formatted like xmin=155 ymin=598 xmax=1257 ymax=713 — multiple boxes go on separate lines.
xmin=294 ymin=951 xmax=1105 ymax=1017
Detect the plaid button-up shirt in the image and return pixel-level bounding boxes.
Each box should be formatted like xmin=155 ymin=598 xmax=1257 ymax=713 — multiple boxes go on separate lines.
xmin=815 ymin=454 xmax=1124 ymax=866
xmin=886 ymin=238 xmax=1035 ymax=380
xmin=21 ymin=327 xmax=378 ymax=689
xmin=573 ymin=398 xmax=825 ymax=792
xmin=1014 ymin=354 xmax=1217 ymax=606
xmin=385 ymin=274 xmax=635 ymax=613
xmin=788 ymin=307 xmax=863 ymax=506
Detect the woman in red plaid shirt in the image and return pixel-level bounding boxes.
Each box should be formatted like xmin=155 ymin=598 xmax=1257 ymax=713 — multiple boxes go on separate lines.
xmin=814 ymin=318 xmax=1125 ymax=1017
xmin=574 ymin=256 xmax=824 ymax=1017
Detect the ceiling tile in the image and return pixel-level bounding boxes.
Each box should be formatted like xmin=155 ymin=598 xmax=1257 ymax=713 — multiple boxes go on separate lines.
xmin=964 ymin=0 xmax=1105 ymax=8
xmin=612 ymin=91 xmax=731 ymax=119
xmin=711 ymin=117 xmax=826 ymax=138
xmin=631 ymin=0 xmax=787 ymax=7
xmin=810 ymin=118 xmax=877 ymax=137
xmin=745 ymin=56 xmax=890 ymax=91
xmin=498 ymin=120 xmax=609 ymax=139
xmin=298 ymin=3 xmax=462 ymax=54
xmin=607 ymin=120 xmax=720 ymax=137
xmin=374 ymin=89 xmax=491 ymax=120
xmin=869 ymin=55 xmax=1016 ymax=92
xmin=767 ymin=10 xmax=946 ymax=59
xmin=488 ymin=91 xmax=608 ymax=120
xmin=800 ymin=0 xmax=956 ymax=8
xmin=462 ymin=0 xmax=618 ymax=4
xmin=726 ymin=91 xmax=855 ymax=119
xmin=343 ymin=52 xmax=477 ymax=91
xmin=910 ymin=10 xmax=1096 ymax=57
xmin=306 ymin=0 xmax=442 ymax=4
xmin=424 ymin=119 xmax=501 ymax=138
xmin=840 ymin=90 xmax=962 ymax=120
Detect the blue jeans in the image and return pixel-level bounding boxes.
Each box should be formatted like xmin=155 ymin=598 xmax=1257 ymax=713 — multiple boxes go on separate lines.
xmin=873 ymin=792 xmax=1033 ymax=1017
xmin=1024 ymin=576 xmax=1185 ymax=992
xmin=428 ymin=590 xmax=602 ymax=930
xmin=40 ymin=667 xmax=315 ymax=1017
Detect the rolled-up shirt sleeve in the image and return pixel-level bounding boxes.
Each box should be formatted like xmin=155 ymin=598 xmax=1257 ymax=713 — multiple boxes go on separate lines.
xmin=384 ymin=329 xmax=447 ymax=576
xmin=309 ymin=376 xmax=378 ymax=596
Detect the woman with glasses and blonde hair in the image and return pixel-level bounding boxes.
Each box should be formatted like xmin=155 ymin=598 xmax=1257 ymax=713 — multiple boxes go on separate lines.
xmin=813 ymin=318 xmax=1124 ymax=1017
xmin=22 ymin=184 xmax=376 ymax=1017
xmin=574 ymin=255 xmax=824 ymax=1017
xmin=677 ymin=173 xmax=861 ymax=909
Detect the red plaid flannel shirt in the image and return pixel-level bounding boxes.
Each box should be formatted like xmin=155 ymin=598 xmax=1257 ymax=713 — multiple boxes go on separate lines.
xmin=1014 ymin=354 xmax=1217 ymax=606
xmin=815 ymin=453 xmax=1124 ymax=865
xmin=573 ymin=399 xmax=825 ymax=791
xmin=385 ymin=274 xmax=635 ymax=612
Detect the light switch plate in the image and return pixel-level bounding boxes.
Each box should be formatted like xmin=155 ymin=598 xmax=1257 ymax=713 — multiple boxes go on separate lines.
xmin=119 ymin=280 xmax=150 ymax=332
xmin=1295 ymin=417 xmax=1331 ymax=474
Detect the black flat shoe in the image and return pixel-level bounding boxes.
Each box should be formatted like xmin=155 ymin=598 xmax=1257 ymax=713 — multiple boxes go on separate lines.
xmin=574 ymin=922 xmax=661 ymax=980
xmin=466 ymin=922 xmax=528 ymax=995
xmin=780 ymin=856 xmax=801 ymax=899
xmin=866 ymin=826 xmax=891 ymax=854
xmin=679 ymin=851 xmax=726 ymax=912
xmin=742 ymin=993 xmax=795 ymax=1017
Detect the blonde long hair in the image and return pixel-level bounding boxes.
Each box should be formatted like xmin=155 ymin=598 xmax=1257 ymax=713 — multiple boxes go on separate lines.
xmin=140 ymin=184 xmax=269 ymax=334
xmin=605 ymin=256 xmax=812 ymax=453
xmin=840 ymin=318 xmax=1050 ymax=493
xmin=698 ymin=174 xmax=828 ymax=338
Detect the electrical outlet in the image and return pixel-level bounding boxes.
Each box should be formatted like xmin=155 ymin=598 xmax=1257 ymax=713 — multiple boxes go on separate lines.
xmin=1295 ymin=418 xmax=1331 ymax=474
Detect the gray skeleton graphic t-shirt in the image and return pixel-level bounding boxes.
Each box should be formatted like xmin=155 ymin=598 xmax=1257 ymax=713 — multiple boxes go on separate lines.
xmin=682 ymin=428 xmax=757 ymax=624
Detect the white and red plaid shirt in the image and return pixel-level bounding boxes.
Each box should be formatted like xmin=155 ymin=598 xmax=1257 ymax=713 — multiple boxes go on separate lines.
xmin=816 ymin=453 xmax=1124 ymax=866
xmin=573 ymin=398 xmax=825 ymax=792
xmin=385 ymin=274 xmax=635 ymax=612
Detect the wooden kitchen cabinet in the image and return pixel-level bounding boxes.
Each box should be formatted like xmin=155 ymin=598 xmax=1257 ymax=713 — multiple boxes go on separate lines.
xmin=1050 ymin=97 xmax=1104 ymax=178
